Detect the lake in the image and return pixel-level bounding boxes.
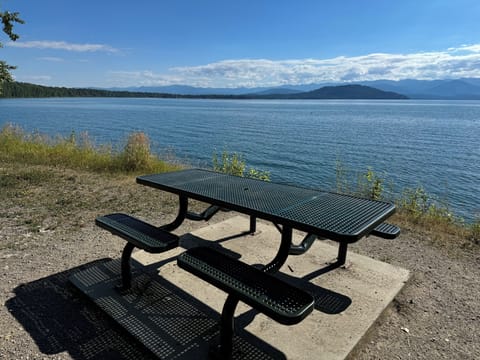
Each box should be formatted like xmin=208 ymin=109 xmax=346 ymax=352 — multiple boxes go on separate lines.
xmin=1 ymin=97 xmax=479 ymax=221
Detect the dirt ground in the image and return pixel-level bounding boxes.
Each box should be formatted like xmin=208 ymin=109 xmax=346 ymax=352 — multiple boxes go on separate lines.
xmin=0 ymin=163 xmax=479 ymax=359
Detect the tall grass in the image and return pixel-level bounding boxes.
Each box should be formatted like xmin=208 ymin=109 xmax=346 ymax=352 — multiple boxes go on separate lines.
xmin=334 ymin=160 xmax=479 ymax=246
xmin=0 ymin=123 xmax=180 ymax=173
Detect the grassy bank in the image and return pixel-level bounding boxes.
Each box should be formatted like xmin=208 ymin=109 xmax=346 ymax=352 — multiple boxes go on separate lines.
xmin=0 ymin=123 xmax=181 ymax=174
xmin=1 ymin=123 xmax=478 ymax=248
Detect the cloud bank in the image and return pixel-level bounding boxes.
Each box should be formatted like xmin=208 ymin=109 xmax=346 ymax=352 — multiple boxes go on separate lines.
xmin=112 ymin=44 xmax=480 ymax=87
xmin=7 ymin=40 xmax=118 ymax=53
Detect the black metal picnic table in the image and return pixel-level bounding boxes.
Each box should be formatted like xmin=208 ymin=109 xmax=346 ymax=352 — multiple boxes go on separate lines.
xmin=87 ymin=168 xmax=399 ymax=358
xmin=137 ymin=168 xmax=396 ymax=273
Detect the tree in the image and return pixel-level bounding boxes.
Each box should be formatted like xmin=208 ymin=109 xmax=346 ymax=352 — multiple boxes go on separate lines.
xmin=1 ymin=8 xmax=24 ymax=93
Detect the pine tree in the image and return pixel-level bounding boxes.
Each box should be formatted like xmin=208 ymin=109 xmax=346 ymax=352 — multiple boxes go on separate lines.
xmin=1 ymin=8 xmax=24 ymax=95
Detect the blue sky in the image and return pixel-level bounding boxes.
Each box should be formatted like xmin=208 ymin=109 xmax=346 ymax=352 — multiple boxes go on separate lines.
xmin=2 ymin=0 xmax=480 ymax=88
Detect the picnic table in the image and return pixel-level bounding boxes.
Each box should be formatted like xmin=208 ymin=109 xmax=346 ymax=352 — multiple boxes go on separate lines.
xmin=137 ymin=169 xmax=397 ymax=268
xmin=95 ymin=168 xmax=398 ymax=359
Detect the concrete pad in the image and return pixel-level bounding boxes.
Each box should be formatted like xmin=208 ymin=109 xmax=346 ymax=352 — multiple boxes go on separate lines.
xmin=134 ymin=215 xmax=410 ymax=359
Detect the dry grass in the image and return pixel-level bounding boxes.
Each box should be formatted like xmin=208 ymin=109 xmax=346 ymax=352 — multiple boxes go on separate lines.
xmin=0 ymin=123 xmax=181 ymax=173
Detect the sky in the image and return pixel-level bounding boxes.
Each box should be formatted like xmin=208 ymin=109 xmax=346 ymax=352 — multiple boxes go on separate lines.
xmin=2 ymin=0 xmax=480 ymax=89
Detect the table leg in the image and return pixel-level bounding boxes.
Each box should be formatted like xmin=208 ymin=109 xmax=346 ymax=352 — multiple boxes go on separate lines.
xmin=159 ymin=195 xmax=188 ymax=231
xmin=262 ymin=225 xmax=292 ymax=273
xmin=337 ymin=242 xmax=348 ymax=266
xmin=249 ymin=216 xmax=256 ymax=233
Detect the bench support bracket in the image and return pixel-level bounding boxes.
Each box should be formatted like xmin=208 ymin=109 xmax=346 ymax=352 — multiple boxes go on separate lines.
xmin=210 ymin=295 xmax=240 ymax=360
xmin=160 ymin=195 xmax=188 ymax=232
xmin=118 ymin=242 xmax=135 ymax=291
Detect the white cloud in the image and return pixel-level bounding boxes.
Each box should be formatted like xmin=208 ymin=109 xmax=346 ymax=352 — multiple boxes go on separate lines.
xmin=107 ymin=70 xmax=183 ymax=87
xmin=37 ymin=56 xmax=64 ymax=62
xmin=15 ymin=75 xmax=52 ymax=83
xmin=107 ymin=43 xmax=480 ymax=87
xmin=7 ymin=40 xmax=119 ymax=53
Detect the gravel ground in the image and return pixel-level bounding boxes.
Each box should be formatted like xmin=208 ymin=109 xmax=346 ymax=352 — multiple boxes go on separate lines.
xmin=0 ymin=163 xmax=479 ymax=359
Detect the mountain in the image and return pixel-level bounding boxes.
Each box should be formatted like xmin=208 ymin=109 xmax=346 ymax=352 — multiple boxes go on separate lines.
xmin=248 ymin=87 xmax=302 ymax=96
xmin=256 ymin=84 xmax=407 ymax=99
xmin=109 ymin=85 xmax=273 ymax=96
xmin=424 ymin=79 xmax=480 ymax=99
xmin=293 ymin=84 xmax=407 ymax=99
xmin=358 ymin=78 xmax=480 ymax=99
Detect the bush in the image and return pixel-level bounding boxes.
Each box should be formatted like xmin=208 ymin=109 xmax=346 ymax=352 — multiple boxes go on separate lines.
xmin=358 ymin=167 xmax=384 ymax=200
xmin=399 ymin=186 xmax=455 ymax=223
xmin=120 ymin=132 xmax=152 ymax=171
xmin=212 ymin=150 xmax=270 ymax=181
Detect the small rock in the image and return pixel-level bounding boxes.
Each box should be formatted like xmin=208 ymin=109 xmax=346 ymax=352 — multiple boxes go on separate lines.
xmin=401 ymin=327 xmax=410 ymax=333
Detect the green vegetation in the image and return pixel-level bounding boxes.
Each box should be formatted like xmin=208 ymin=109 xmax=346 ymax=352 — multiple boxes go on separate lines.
xmin=334 ymin=160 xmax=479 ymax=247
xmin=213 ymin=150 xmax=270 ymax=181
xmin=1 ymin=82 xmax=183 ymax=98
xmin=1 ymin=7 xmax=24 ymax=94
xmin=0 ymin=123 xmax=180 ymax=173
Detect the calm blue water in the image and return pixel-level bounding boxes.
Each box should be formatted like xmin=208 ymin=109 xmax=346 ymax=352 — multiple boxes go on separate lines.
xmin=1 ymin=97 xmax=479 ymax=221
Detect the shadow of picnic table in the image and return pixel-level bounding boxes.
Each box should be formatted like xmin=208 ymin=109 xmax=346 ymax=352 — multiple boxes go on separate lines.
xmin=5 ymin=259 xmax=156 ymax=360
xmin=5 ymin=233 xmax=352 ymax=360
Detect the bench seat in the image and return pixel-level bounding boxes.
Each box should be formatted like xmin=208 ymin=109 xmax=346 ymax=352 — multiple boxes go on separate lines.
xmin=178 ymin=246 xmax=314 ymax=358
xmin=371 ymin=222 xmax=400 ymax=239
xmin=178 ymin=246 xmax=314 ymax=325
xmin=96 ymin=213 xmax=179 ymax=252
xmin=96 ymin=213 xmax=179 ymax=290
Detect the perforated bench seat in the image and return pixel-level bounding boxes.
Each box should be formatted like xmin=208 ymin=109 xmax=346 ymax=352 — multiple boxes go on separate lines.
xmin=96 ymin=213 xmax=179 ymax=252
xmin=178 ymin=246 xmax=314 ymax=325
xmin=95 ymin=213 xmax=179 ymax=290
xmin=371 ymin=222 xmax=400 ymax=239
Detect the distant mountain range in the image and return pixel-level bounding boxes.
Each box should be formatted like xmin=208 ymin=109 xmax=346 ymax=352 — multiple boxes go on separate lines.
xmin=6 ymin=78 xmax=480 ymax=99
xmin=111 ymin=78 xmax=480 ymax=99
xmin=2 ymin=82 xmax=407 ymax=99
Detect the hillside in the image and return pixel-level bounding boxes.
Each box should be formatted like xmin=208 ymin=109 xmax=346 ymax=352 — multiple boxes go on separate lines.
xmin=291 ymin=84 xmax=407 ymax=99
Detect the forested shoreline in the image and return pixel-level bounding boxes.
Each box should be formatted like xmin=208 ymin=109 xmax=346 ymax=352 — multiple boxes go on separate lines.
xmin=1 ymin=82 xmax=182 ymax=99
xmin=1 ymin=81 xmax=407 ymax=99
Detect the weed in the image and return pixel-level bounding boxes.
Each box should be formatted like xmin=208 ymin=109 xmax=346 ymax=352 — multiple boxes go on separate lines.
xmin=358 ymin=167 xmax=384 ymax=200
xmin=469 ymin=218 xmax=480 ymax=244
xmin=213 ymin=150 xmax=270 ymax=181
xmin=334 ymin=160 xmax=476 ymax=245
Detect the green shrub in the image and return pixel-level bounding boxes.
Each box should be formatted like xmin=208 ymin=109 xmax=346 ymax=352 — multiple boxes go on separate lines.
xmin=398 ymin=186 xmax=455 ymax=223
xmin=212 ymin=151 xmax=246 ymax=177
xmin=358 ymin=167 xmax=384 ymax=200
xmin=212 ymin=150 xmax=270 ymax=181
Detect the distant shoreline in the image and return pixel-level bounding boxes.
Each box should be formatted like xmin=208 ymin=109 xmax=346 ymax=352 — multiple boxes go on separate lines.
xmin=2 ymin=82 xmax=407 ymax=100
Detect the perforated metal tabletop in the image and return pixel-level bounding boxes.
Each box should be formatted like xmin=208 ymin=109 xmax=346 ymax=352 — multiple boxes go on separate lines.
xmin=137 ymin=169 xmax=395 ymax=243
